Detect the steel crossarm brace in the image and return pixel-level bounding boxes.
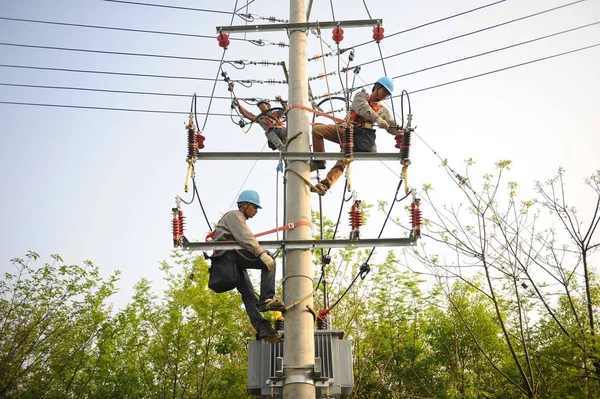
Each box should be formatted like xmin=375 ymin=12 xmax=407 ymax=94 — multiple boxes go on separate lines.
xmin=196 ymin=152 xmax=403 ymax=161
xmin=216 ymin=19 xmax=381 ymax=33
xmin=183 ymin=237 xmax=416 ymax=251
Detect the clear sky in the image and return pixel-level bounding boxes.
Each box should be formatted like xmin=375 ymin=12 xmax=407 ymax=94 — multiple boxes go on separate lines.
xmin=1 ymin=0 xmax=599 ymax=308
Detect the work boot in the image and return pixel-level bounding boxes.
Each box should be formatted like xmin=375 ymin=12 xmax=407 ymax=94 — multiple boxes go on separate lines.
xmin=310 ymin=161 xmax=326 ymax=172
xmin=258 ymin=298 xmax=285 ymax=312
xmin=311 ymin=181 xmax=329 ymax=196
xmin=259 ymin=326 xmax=283 ymax=343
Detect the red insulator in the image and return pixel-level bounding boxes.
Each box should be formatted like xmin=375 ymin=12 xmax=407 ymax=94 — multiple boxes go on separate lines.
xmin=187 ymin=127 xmax=197 ymax=159
xmin=410 ymin=200 xmax=422 ymax=238
xmin=372 ymin=26 xmax=385 ymax=42
xmin=343 ymin=125 xmax=354 ymax=158
xmin=217 ymin=32 xmax=230 ymax=48
xmin=395 ymin=132 xmax=404 ymax=149
xmin=349 ymin=200 xmax=362 ymax=240
xmin=332 ymin=27 xmax=344 ymax=44
xmin=195 ymin=132 xmax=205 ymax=150
xmin=172 ymin=211 xmax=181 ymax=247
xmin=178 ymin=210 xmax=185 ymax=236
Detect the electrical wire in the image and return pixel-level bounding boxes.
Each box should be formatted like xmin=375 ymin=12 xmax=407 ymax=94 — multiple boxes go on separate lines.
xmin=0 ymin=42 xmax=225 ymax=63
xmin=102 ymin=0 xmax=236 ymax=15
xmin=0 ymin=101 xmax=230 ymax=115
xmin=345 ymin=0 xmax=588 ymax=71
xmin=0 ymin=64 xmax=218 ymax=81
xmin=348 ymin=0 xmax=507 ymax=51
xmin=0 ymin=82 xmax=228 ymax=99
xmin=0 ymin=16 xmax=244 ymax=41
xmin=391 ymin=20 xmax=600 ymax=82
xmin=409 ymin=42 xmax=600 ymax=95
xmin=2 ymin=43 xmax=597 ymax=115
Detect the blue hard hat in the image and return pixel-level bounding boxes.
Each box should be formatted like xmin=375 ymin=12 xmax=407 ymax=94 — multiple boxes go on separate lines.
xmin=237 ymin=190 xmax=262 ymax=209
xmin=376 ymin=76 xmax=394 ymax=95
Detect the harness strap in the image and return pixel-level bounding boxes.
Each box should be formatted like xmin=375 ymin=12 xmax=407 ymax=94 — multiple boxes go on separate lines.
xmin=287 ymin=104 xmax=345 ymax=125
xmin=205 ymin=220 xmax=311 ymax=242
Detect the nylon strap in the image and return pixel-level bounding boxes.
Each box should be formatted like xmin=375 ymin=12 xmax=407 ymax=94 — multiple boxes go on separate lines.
xmin=205 ymin=220 xmax=311 ymax=242
xmin=287 ymin=103 xmax=345 ymax=125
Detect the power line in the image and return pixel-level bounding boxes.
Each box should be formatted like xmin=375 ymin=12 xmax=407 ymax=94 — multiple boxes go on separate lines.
xmin=392 ymin=21 xmax=600 ymax=80
xmin=348 ymin=0 xmax=507 ymax=51
xmin=0 ymin=64 xmax=217 ymax=81
xmin=0 ymin=101 xmax=230 ymax=116
xmin=101 ymin=0 xmax=235 ymax=15
xmin=409 ymin=42 xmax=600 ymax=94
xmin=0 ymin=42 xmax=225 ymax=62
xmin=0 ymin=82 xmax=231 ymax=99
xmin=346 ymin=0 xmax=588 ymax=71
xmin=3 ymin=21 xmax=596 ymax=100
xmin=0 ymin=16 xmax=246 ymax=41
xmin=1 ymin=43 xmax=597 ymax=114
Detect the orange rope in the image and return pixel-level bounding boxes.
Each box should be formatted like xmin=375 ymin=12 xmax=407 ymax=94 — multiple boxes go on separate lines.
xmin=205 ymin=220 xmax=311 ymax=242
xmin=287 ymin=103 xmax=345 ymax=125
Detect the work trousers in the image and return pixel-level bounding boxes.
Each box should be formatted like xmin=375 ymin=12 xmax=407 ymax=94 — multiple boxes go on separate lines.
xmin=311 ymin=124 xmax=347 ymax=188
xmin=266 ymin=128 xmax=287 ymax=151
xmin=231 ymin=250 xmax=276 ymax=335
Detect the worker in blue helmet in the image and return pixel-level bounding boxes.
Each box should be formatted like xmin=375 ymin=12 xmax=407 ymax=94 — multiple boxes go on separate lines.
xmin=311 ymin=76 xmax=400 ymax=195
xmin=233 ymin=95 xmax=289 ymax=151
xmin=210 ymin=189 xmax=284 ymax=343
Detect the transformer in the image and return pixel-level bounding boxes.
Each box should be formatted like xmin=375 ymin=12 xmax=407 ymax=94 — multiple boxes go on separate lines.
xmin=248 ymin=330 xmax=353 ymax=398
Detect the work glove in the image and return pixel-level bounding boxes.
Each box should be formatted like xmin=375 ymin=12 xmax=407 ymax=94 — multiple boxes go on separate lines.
xmin=274 ymin=95 xmax=283 ymax=101
xmin=376 ymin=117 xmax=389 ymax=130
xmin=388 ymin=125 xmax=401 ymax=135
xmin=260 ymin=252 xmax=275 ymax=270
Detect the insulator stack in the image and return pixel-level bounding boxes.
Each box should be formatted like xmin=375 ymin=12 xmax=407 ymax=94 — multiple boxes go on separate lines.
xmin=343 ymin=125 xmax=354 ymax=158
xmin=317 ymin=309 xmax=330 ymax=330
xmin=332 ymin=27 xmax=344 ymax=44
xmin=187 ymin=126 xmax=197 ymax=159
xmin=395 ymin=132 xmax=404 ymax=149
xmin=316 ymin=316 xmax=328 ymax=330
xmin=217 ymin=32 xmax=230 ymax=48
xmin=172 ymin=209 xmax=181 ymax=247
xmin=349 ymin=200 xmax=362 ymax=240
xmin=195 ymin=132 xmax=205 ymax=151
xmin=178 ymin=210 xmax=185 ymax=237
xmin=400 ymin=130 xmax=411 ymax=160
xmin=372 ymin=26 xmax=385 ymax=42
xmin=410 ymin=199 xmax=422 ymax=239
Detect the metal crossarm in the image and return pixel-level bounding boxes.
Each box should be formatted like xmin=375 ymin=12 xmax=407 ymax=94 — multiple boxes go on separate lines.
xmin=216 ymin=19 xmax=382 ymax=33
xmin=182 ymin=237 xmax=416 ymax=251
xmin=196 ymin=152 xmax=404 ymax=161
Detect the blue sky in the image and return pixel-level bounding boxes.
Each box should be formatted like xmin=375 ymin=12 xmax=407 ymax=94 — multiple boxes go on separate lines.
xmin=1 ymin=0 xmax=599 ymax=308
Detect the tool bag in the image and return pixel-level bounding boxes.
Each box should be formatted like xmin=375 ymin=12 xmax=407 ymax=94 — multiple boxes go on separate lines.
xmin=353 ymin=127 xmax=377 ymax=152
xmin=208 ymin=251 xmax=238 ymax=293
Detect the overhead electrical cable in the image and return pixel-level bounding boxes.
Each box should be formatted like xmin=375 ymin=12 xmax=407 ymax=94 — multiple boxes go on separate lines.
xmin=0 ymin=16 xmax=246 ymax=41
xmin=2 ymin=43 xmax=597 ymax=114
xmin=349 ymin=0 xmax=507 ymax=51
xmin=0 ymin=101 xmax=231 ymax=115
xmin=0 ymin=82 xmax=232 ymax=99
xmin=0 ymin=42 xmax=225 ymax=62
xmin=391 ymin=21 xmax=600 ymax=81
xmin=345 ymin=0 xmax=588 ymax=71
xmin=101 ymin=0 xmax=236 ymax=15
xmin=0 ymin=64 xmax=218 ymax=81
xmin=409 ymin=42 xmax=600 ymax=95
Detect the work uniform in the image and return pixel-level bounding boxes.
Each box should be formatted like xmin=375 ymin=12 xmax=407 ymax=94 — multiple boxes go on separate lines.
xmin=312 ymin=89 xmax=396 ymax=189
xmin=213 ymin=210 xmax=276 ymax=337
xmin=235 ymin=99 xmax=288 ymax=151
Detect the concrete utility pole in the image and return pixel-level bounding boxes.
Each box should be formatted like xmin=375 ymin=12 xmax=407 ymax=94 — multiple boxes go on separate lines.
xmin=284 ymin=1 xmax=314 ymax=397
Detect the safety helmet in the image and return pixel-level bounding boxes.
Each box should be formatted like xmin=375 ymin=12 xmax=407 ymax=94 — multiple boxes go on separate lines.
xmin=256 ymin=99 xmax=270 ymax=108
xmin=375 ymin=76 xmax=394 ymax=95
xmin=237 ymin=190 xmax=262 ymax=209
